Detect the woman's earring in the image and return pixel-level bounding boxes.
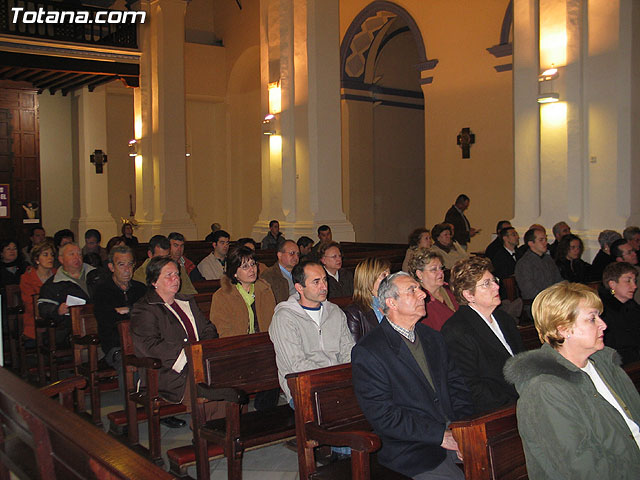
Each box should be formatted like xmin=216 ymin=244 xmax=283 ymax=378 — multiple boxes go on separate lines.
xmin=611 ymin=289 xmax=615 ymax=295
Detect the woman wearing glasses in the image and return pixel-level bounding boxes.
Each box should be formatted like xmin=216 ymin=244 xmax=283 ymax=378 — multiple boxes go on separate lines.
xmin=408 ymin=250 xmax=459 ymax=331
xmin=210 ymin=245 xmax=277 ymax=338
xmin=441 ymin=256 xmax=524 ymax=414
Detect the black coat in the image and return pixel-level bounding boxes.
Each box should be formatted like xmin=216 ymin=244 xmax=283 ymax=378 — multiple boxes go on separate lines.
xmin=441 ymin=305 xmax=524 ymax=414
xmin=93 ymin=276 xmax=146 ymax=354
xmin=591 ymin=250 xmax=613 ymax=282
xmin=326 ymin=268 xmax=354 ymax=299
xmin=352 ymin=319 xmax=472 ymax=477
xmin=600 ymin=285 xmax=640 ymax=365
xmin=556 ymin=257 xmax=591 ymax=284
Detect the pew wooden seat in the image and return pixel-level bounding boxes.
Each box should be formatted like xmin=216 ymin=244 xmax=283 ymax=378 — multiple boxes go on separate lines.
xmin=171 ymin=332 xmax=295 ymax=480
xmin=70 ymin=304 xmax=118 ymax=425
xmin=33 ymin=294 xmax=74 ymax=386
xmin=517 ymin=324 xmax=541 ymax=351
xmin=286 ymin=363 xmax=410 ymax=480
xmin=0 ymin=366 xmax=175 ymax=480
xmin=193 ymin=292 xmax=213 ymax=319
xmin=4 ymin=284 xmax=23 ymax=371
xmin=109 ymin=320 xmax=187 ymax=465
xmin=192 ymin=279 xmax=221 ymax=294
xmin=449 ymin=406 xmax=526 ymax=480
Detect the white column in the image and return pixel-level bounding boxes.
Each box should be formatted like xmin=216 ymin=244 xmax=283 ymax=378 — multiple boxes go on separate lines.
xmin=71 ymin=86 xmax=117 ymax=240
xmin=133 ymin=0 xmax=197 ymax=240
xmin=253 ymin=0 xmax=354 ymax=242
xmin=512 ymin=0 xmax=636 ymax=260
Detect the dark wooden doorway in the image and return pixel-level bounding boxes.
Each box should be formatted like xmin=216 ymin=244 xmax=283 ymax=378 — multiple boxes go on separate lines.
xmin=0 ymin=85 xmax=41 ymax=247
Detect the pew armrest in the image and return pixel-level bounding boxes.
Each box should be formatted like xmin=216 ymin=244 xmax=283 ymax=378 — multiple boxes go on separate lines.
xmin=196 ymin=383 xmax=248 ymax=404
xmin=306 ymin=424 xmax=381 ymax=452
xmin=124 ymin=353 xmax=162 ymax=369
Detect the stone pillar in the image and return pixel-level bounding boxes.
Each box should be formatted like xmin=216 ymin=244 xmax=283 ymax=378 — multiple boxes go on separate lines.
xmin=132 ymin=0 xmax=197 ymax=241
xmin=71 ymin=86 xmax=117 ymax=240
xmin=512 ymin=0 xmax=637 ymax=260
xmin=253 ymin=0 xmax=354 ymax=242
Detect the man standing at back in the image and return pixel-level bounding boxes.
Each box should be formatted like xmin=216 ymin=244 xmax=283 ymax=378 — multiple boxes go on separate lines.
xmin=261 ymin=240 xmax=300 ymax=304
xmin=261 ymin=220 xmax=286 ymax=250
xmin=351 ymin=272 xmax=472 ymax=479
xmin=268 ymin=260 xmax=354 ymax=404
xmin=444 ymin=194 xmax=480 ymax=250
xmin=309 ymin=225 xmax=332 ymax=260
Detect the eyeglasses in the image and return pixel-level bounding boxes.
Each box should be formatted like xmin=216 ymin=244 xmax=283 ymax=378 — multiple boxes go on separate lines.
xmin=425 ymin=265 xmax=446 ymax=273
xmin=476 ymin=277 xmax=500 ymax=289
xmin=239 ymin=261 xmax=257 ymax=270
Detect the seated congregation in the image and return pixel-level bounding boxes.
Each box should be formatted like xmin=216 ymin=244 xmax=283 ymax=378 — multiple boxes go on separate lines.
xmin=2 ymin=206 xmax=640 ymax=480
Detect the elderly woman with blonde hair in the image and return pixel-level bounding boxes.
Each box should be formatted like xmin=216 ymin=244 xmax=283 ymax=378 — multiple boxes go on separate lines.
xmin=343 ymin=257 xmax=390 ymax=342
xmin=504 ymin=282 xmax=640 ymax=479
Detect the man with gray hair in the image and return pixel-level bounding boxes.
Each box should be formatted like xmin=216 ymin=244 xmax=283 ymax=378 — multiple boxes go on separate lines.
xmin=591 ymin=230 xmax=623 ymax=281
xmin=549 ymin=221 xmax=571 ymax=258
xmin=352 ymin=272 xmax=472 ymax=479
xmin=624 ymin=226 xmax=640 ymax=254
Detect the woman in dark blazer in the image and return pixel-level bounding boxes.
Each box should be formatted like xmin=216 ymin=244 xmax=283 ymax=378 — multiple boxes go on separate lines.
xmin=343 ymin=257 xmax=390 ymax=342
xmin=441 ymin=256 xmax=524 ymax=414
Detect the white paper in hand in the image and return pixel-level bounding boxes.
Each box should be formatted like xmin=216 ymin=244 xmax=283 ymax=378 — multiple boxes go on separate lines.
xmin=66 ymin=295 xmax=87 ymax=307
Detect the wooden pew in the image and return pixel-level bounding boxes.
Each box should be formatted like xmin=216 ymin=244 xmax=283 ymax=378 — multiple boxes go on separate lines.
xmin=449 ymin=406 xmax=526 ymax=480
xmin=286 ymin=363 xmax=410 ymax=480
xmin=4 ymin=284 xmax=22 ymax=371
xmin=106 ymin=320 xmax=187 ymax=466
xmin=517 ymin=324 xmax=541 ymax=351
xmin=192 ymin=279 xmax=221 ymax=294
xmin=34 ymin=294 xmax=74 ymax=386
xmin=70 ymin=304 xmax=118 ymax=425
xmin=171 ymin=332 xmax=296 ymax=480
xmin=0 ymin=366 xmax=176 ymax=480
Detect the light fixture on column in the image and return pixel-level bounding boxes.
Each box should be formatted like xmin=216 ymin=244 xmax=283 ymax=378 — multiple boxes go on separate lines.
xmin=268 ymin=81 xmax=281 ymax=115
xmin=537 ymin=64 xmax=559 ymax=104
xmin=185 ymin=144 xmax=191 ymax=157
xmin=262 ymin=113 xmax=280 ymax=135
xmin=128 ymin=139 xmax=138 ymax=157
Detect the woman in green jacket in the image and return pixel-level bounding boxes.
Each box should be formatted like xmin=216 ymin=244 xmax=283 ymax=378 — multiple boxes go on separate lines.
xmin=504 ymin=282 xmax=640 ymax=480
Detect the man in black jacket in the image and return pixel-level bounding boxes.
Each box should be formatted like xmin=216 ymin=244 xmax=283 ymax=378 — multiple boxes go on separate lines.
xmin=352 ymin=272 xmax=472 ymax=479
xmin=93 ymin=245 xmax=146 ymax=404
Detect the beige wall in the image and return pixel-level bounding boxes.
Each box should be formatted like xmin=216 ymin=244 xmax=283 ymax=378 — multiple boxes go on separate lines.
xmin=184 ymin=0 xmax=262 ymax=240
xmin=106 ymin=85 xmax=135 ymax=225
xmin=38 ymin=93 xmax=74 ymax=235
xmin=340 ymin=0 xmax=514 ymax=248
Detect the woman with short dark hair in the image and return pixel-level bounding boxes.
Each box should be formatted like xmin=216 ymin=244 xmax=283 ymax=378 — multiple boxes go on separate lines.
xmin=402 ymin=227 xmax=432 ymax=272
xmin=210 ymin=245 xmax=276 ymax=338
xmin=600 ymin=262 xmax=640 ymax=364
xmin=555 ymin=233 xmax=591 ymax=284
xmin=441 ymin=256 xmax=523 ymax=414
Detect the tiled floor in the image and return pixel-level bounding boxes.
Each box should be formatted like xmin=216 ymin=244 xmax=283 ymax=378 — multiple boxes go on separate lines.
xmin=98 ymin=388 xmax=301 ymax=479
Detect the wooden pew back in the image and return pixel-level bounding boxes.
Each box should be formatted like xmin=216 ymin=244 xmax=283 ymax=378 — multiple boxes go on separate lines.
xmin=287 ymin=364 xmax=409 ymax=480
xmin=0 ymin=366 xmax=175 ymax=480
xmin=190 ymin=332 xmax=279 ymax=394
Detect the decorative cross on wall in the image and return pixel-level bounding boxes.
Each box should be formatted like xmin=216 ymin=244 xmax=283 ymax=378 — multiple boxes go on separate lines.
xmin=456 ymin=127 xmax=475 ymax=159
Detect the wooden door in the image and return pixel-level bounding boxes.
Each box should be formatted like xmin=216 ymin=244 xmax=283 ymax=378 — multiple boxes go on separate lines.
xmin=0 ymin=86 xmax=40 ymax=245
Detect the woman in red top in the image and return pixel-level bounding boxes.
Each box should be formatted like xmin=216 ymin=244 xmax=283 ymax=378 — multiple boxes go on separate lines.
xmin=408 ymin=249 xmax=459 ymax=331
xmin=19 ymin=241 xmax=56 ymax=339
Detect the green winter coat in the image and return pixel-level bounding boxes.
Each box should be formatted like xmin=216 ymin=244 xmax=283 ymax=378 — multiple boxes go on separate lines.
xmin=504 ymin=344 xmax=640 ymax=480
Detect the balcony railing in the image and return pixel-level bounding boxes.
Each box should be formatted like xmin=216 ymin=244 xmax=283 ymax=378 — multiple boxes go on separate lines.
xmin=0 ymin=0 xmax=138 ymax=49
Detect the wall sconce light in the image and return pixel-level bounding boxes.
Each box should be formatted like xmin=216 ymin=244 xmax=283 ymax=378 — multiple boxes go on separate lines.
xmin=90 ymin=149 xmax=108 ymax=174
xmin=262 ymin=114 xmax=279 ymax=135
xmin=185 ymin=144 xmax=192 ymax=157
xmin=537 ymin=93 xmax=560 ymax=104
xmin=268 ymin=81 xmax=281 ymax=115
xmin=537 ymin=64 xmax=559 ymax=104
xmin=128 ymin=139 xmax=138 ymax=157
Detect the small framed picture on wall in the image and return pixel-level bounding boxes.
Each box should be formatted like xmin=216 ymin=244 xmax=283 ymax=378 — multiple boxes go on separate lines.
xmin=0 ymin=184 xmax=9 ymax=219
